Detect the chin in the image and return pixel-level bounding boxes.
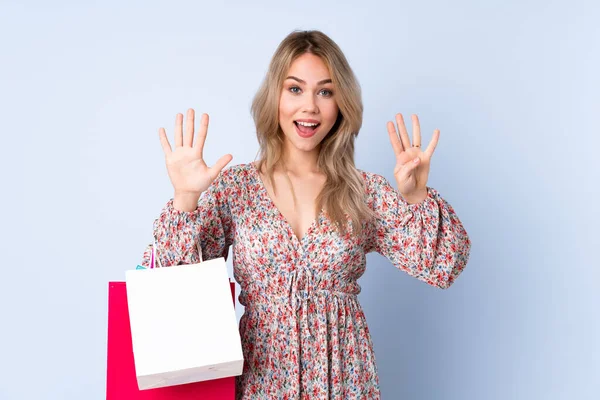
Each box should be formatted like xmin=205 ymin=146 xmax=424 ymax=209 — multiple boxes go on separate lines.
xmin=291 ymin=138 xmax=321 ymax=152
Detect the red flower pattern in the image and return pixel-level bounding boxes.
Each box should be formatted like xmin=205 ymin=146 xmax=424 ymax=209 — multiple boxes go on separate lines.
xmin=141 ymin=163 xmax=471 ymax=399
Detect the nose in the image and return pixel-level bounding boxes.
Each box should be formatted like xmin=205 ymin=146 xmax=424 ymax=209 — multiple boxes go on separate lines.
xmin=302 ymin=93 xmax=319 ymax=114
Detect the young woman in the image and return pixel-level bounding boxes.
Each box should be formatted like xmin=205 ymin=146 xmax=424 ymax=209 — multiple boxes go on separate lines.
xmin=141 ymin=30 xmax=471 ymax=399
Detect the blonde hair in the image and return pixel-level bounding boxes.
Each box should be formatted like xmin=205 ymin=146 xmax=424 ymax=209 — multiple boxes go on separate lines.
xmin=251 ymin=30 xmax=373 ymax=235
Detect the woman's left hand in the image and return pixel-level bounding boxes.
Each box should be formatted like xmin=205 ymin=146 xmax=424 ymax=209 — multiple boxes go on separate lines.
xmin=387 ymin=113 xmax=439 ymax=204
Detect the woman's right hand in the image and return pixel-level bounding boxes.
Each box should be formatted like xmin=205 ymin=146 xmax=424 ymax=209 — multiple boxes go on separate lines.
xmin=159 ymin=109 xmax=232 ymax=211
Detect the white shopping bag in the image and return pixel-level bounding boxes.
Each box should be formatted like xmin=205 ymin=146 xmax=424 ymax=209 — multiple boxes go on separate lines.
xmin=125 ymin=251 xmax=244 ymax=390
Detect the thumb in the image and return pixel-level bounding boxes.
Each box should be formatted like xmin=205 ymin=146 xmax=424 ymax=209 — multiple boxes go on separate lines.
xmin=399 ymin=156 xmax=420 ymax=179
xmin=209 ymin=154 xmax=233 ymax=179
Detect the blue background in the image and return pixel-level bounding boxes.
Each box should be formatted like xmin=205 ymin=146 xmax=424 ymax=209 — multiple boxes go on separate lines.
xmin=1 ymin=0 xmax=598 ymax=398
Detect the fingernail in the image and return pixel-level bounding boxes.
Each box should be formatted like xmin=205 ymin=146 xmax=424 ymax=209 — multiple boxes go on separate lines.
xmin=414 ymin=157 xmax=419 ymax=163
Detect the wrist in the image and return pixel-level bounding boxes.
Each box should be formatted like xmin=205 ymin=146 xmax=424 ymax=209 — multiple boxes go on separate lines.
xmin=173 ymin=191 xmax=201 ymax=212
xmin=401 ymin=188 xmax=428 ymax=205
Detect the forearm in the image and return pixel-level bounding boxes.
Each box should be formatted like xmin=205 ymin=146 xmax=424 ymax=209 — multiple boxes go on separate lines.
xmin=152 ymin=199 xmax=203 ymax=267
xmin=402 ymin=189 xmax=471 ymax=288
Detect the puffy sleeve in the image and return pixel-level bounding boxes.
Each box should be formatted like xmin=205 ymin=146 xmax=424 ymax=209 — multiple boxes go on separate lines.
xmin=362 ymin=172 xmax=471 ymax=289
xmin=140 ymin=168 xmax=235 ymax=268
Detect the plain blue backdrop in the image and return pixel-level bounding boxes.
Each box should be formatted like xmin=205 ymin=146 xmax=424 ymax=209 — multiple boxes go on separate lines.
xmin=1 ymin=0 xmax=598 ymax=399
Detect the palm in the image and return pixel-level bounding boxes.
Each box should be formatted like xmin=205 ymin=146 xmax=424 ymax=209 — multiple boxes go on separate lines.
xmin=159 ymin=109 xmax=232 ymax=195
xmin=387 ymin=114 xmax=439 ymax=197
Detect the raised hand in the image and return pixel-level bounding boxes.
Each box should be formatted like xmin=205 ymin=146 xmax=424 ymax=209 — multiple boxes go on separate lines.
xmin=159 ymin=109 xmax=232 ymax=211
xmin=386 ymin=114 xmax=439 ymax=204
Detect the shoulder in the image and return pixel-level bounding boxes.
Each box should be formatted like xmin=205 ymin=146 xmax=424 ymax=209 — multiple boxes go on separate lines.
xmin=217 ymin=162 xmax=255 ymax=182
xmin=210 ymin=162 xmax=259 ymax=195
xmin=356 ymin=169 xmax=403 ymax=214
xmin=203 ymin=163 xmax=256 ymax=206
xmin=357 ymin=169 xmax=395 ymax=196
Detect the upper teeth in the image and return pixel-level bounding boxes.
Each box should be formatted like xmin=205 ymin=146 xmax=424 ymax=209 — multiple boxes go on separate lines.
xmin=297 ymin=121 xmax=318 ymax=127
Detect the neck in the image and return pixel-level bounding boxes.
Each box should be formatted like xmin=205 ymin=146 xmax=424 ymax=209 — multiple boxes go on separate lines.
xmin=280 ymin=142 xmax=321 ymax=175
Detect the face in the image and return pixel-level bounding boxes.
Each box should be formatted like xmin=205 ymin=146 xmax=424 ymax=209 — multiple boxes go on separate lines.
xmin=278 ymin=53 xmax=339 ymax=156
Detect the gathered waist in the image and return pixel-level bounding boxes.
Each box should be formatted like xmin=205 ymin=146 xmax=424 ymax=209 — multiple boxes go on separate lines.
xmin=241 ymin=286 xmax=359 ymax=310
xmin=239 ymin=284 xmax=362 ymax=338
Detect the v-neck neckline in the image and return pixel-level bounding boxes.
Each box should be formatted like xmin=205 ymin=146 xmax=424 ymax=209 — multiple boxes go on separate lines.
xmin=249 ymin=162 xmax=323 ymax=245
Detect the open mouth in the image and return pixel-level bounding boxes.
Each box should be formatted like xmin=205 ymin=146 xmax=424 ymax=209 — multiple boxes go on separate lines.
xmin=294 ymin=121 xmax=321 ymax=137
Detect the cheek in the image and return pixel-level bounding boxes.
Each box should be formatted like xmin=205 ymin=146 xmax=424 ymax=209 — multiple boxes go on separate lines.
xmin=323 ymin=102 xmax=339 ymax=125
xmin=278 ymin=93 xmax=295 ymax=120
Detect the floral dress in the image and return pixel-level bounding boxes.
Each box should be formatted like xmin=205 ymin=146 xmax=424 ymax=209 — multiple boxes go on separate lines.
xmin=141 ymin=162 xmax=471 ymax=399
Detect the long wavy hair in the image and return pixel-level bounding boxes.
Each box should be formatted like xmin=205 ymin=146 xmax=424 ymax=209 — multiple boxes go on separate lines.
xmin=251 ymin=30 xmax=373 ymax=235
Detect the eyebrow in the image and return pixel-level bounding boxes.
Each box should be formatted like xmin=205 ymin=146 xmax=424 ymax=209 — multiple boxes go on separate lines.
xmin=285 ymin=76 xmax=332 ymax=85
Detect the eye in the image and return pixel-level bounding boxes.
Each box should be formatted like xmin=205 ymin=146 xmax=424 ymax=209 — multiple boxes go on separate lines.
xmin=319 ymin=89 xmax=333 ymax=97
xmin=289 ymin=86 xmax=301 ymax=94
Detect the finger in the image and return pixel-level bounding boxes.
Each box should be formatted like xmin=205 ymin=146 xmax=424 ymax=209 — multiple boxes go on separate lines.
xmin=174 ymin=113 xmax=183 ymax=147
xmin=412 ymin=114 xmax=422 ymax=147
xmin=387 ymin=121 xmax=404 ymax=156
xmin=194 ymin=113 xmax=209 ymax=157
xmin=209 ymin=154 xmax=233 ymax=179
xmin=184 ymin=108 xmax=195 ymax=147
xmin=158 ymin=127 xmax=172 ymax=155
xmin=425 ymin=129 xmax=440 ymax=159
xmin=395 ymin=114 xmax=411 ymax=150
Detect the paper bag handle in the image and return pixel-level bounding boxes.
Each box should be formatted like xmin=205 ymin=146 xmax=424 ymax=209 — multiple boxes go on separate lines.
xmin=150 ymin=238 xmax=203 ymax=268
